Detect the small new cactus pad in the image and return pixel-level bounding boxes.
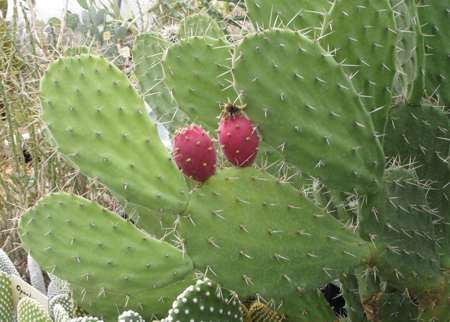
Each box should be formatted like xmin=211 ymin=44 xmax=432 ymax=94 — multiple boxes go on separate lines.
xmin=383 ymin=103 xmax=450 ymax=269
xmin=233 ymin=28 xmax=385 ymax=194
xmin=70 ymin=278 xmax=192 ymax=321
xmin=39 ymin=55 xmax=188 ymax=216
xmin=178 ymin=14 xmax=225 ymax=39
xmin=218 ymin=101 xmax=259 ymax=167
xmin=320 ymin=0 xmax=397 ymax=135
xmin=178 ymin=167 xmax=370 ymax=296
xmin=19 ymin=193 xmax=194 ymax=293
xmin=359 ymin=167 xmax=442 ymax=295
xmin=161 ymin=278 xmax=243 ymax=322
xmin=17 ymin=297 xmax=52 ymax=322
xmin=162 ymin=36 xmax=235 ymax=133
xmin=245 ymin=0 xmax=332 ymax=34
xmin=133 ymin=32 xmax=185 ymax=134
xmin=173 ymin=125 xmax=217 ymax=182
xmin=0 ymin=271 xmax=13 ymax=322
xmin=118 ymin=310 xmax=144 ymax=322
xmin=390 ymin=0 xmax=425 ymax=105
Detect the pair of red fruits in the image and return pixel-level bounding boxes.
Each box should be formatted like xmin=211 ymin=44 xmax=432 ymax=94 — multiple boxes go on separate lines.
xmin=172 ymin=101 xmax=259 ymax=182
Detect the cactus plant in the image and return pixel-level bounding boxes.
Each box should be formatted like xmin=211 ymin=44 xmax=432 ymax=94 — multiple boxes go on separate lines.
xmin=14 ymin=0 xmax=450 ymax=321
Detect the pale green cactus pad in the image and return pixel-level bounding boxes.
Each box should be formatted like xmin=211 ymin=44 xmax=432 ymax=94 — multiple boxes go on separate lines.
xmin=39 ymin=55 xmax=188 ymax=216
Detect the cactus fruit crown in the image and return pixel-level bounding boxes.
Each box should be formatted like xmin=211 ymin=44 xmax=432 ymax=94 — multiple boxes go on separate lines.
xmin=219 ymin=98 xmax=248 ymax=120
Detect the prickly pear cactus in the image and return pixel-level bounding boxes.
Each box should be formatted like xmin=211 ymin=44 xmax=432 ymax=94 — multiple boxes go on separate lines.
xmin=16 ymin=0 xmax=450 ymax=321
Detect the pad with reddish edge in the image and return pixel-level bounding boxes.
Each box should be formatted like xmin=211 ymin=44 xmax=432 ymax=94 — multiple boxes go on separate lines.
xmin=218 ymin=102 xmax=259 ymax=167
xmin=173 ymin=125 xmax=217 ymax=182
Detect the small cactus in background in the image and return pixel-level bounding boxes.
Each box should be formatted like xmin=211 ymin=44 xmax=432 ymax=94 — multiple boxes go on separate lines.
xmin=11 ymin=0 xmax=450 ymax=321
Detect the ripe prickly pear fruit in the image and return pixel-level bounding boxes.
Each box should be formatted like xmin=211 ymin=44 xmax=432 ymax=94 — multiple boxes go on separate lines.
xmin=218 ymin=99 xmax=259 ymax=167
xmin=173 ymin=125 xmax=217 ymax=182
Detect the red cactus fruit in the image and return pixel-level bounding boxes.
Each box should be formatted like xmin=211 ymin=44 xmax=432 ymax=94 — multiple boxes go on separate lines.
xmin=218 ymin=100 xmax=259 ymax=167
xmin=172 ymin=125 xmax=216 ymax=182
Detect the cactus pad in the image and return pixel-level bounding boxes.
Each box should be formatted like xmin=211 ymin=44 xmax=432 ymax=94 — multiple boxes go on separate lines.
xmin=359 ymin=167 xmax=442 ymax=295
xmin=162 ymin=278 xmax=242 ymax=322
xmin=383 ymin=103 xmax=450 ymax=268
xmin=178 ymin=14 xmax=225 ymax=39
xmin=70 ymin=279 xmax=193 ymax=321
xmin=19 ymin=193 xmax=194 ymax=293
xmin=17 ymin=297 xmax=52 ymax=322
xmin=245 ymin=0 xmax=332 ymax=34
xmin=0 ymin=271 xmax=13 ymax=322
xmin=118 ymin=310 xmax=144 ymax=322
xmin=233 ymin=28 xmax=385 ymax=194
xmin=39 ymin=55 xmax=188 ymax=215
xmin=0 ymin=249 xmax=21 ymax=278
xmin=320 ymin=0 xmax=397 ymax=135
xmin=162 ymin=36 xmax=235 ymax=133
xmin=418 ymin=0 xmax=450 ymax=107
xmin=53 ymin=303 xmax=71 ymax=322
xmin=178 ymin=167 xmax=370 ymax=295
xmin=133 ymin=32 xmax=186 ymax=134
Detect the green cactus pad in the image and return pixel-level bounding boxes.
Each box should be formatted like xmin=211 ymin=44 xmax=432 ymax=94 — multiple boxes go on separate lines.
xmin=359 ymin=167 xmax=442 ymax=295
xmin=19 ymin=193 xmax=194 ymax=293
xmin=70 ymin=279 xmax=192 ymax=321
xmin=161 ymin=278 xmax=243 ymax=322
xmin=162 ymin=36 xmax=235 ymax=133
xmin=383 ymin=103 xmax=450 ymax=268
xmin=0 ymin=271 xmax=13 ymax=322
xmin=276 ymin=288 xmax=337 ymax=322
xmin=233 ymin=28 xmax=385 ymax=194
xmin=373 ymin=291 xmax=418 ymax=322
xmin=390 ymin=0 xmax=425 ymax=105
xmin=118 ymin=310 xmax=144 ymax=322
xmin=340 ymin=273 xmax=369 ymax=322
xmin=39 ymin=55 xmax=188 ymax=216
xmin=133 ymin=32 xmax=187 ymax=134
xmin=178 ymin=167 xmax=370 ymax=296
xmin=245 ymin=0 xmax=332 ymax=35
xmin=17 ymin=297 xmax=52 ymax=322
xmin=418 ymin=1 xmax=450 ymax=108
xmin=355 ymin=266 xmax=380 ymax=304
xmin=178 ymin=14 xmax=225 ymax=39
xmin=320 ymin=0 xmax=397 ymax=135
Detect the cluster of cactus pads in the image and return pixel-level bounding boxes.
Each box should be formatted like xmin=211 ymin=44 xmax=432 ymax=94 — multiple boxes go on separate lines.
xmin=13 ymin=0 xmax=450 ymax=321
